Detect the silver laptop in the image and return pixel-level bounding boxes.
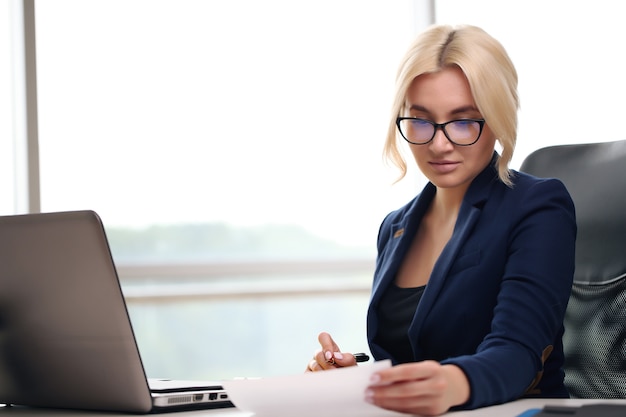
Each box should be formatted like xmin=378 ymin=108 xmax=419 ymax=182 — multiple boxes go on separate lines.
xmin=0 ymin=210 xmax=234 ymax=413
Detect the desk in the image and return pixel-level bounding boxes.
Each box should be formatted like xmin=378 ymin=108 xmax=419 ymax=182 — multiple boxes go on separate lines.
xmin=2 ymin=399 xmax=626 ymax=416
xmin=452 ymin=399 xmax=626 ymax=416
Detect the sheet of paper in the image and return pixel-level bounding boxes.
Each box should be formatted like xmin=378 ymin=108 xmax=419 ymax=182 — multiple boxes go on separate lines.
xmin=222 ymin=360 xmax=406 ymax=417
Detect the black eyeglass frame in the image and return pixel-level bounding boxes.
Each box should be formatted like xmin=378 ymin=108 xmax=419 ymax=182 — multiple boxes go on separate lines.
xmin=396 ymin=117 xmax=486 ymax=146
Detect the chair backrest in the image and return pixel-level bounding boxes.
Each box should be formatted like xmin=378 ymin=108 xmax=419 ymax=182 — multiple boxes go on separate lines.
xmin=520 ymin=139 xmax=626 ymax=398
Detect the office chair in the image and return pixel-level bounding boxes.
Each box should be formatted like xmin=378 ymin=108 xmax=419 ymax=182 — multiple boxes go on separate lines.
xmin=520 ymin=139 xmax=626 ymax=398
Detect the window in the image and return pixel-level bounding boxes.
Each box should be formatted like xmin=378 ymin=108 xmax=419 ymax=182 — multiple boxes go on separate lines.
xmin=34 ymin=0 xmax=420 ymax=379
xmin=28 ymin=0 xmax=623 ymax=381
xmin=1 ymin=1 xmax=15 ymax=213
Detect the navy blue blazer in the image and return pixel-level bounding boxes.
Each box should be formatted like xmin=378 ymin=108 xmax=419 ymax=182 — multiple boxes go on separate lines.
xmin=367 ymin=157 xmax=576 ymax=410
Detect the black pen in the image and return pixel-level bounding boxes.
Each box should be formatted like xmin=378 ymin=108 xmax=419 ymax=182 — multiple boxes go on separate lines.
xmin=354 ymin=352 xmax=370 ymax=363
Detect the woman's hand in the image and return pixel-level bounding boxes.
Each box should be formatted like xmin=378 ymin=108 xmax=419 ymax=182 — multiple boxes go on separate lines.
xmin=365 ymin=361 xmax=470 ymax=416
xmin=305 ymin=331 xmax=359 ymax=372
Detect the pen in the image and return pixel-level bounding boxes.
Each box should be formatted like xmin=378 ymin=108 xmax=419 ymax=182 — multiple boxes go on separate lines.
xmin=354 ymin=352 xmax=370 ymax=363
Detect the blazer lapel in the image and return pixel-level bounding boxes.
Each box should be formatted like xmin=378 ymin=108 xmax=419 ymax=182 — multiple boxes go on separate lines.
xmin=370 ymin=184 xmax=436 ymax=304
xmin=408 ymin=156 xmax=499 ymax=357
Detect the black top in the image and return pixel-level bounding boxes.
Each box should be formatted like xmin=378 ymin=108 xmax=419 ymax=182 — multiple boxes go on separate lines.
xmin=374 ymin=283 xmax=426 ymax=363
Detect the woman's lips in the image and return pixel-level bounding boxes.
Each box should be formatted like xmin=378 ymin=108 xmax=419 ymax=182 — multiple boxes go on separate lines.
xmin=429 ymin=160 xmax=460 ymax=174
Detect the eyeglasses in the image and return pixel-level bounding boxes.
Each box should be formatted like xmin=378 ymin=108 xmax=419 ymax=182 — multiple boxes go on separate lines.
xmin=396 ymin=117 xmax=486 ymax=146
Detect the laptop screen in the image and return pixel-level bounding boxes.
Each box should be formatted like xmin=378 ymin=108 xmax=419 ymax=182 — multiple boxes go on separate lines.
xmin=0 ymin=211 xmax=153 ymax=412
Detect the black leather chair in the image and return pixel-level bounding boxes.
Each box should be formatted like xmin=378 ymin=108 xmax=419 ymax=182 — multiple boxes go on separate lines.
xmin=520 ymin=139 xmax=626 ymax=398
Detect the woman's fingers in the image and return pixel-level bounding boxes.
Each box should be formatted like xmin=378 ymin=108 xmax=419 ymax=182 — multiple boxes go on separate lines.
xmin=305 ymin=332 xmax=358 ymax=371
xmin=365 ymin=362 xmax=469 ymax=416
xmin=317 ymin=331 xmax=341 ymax=361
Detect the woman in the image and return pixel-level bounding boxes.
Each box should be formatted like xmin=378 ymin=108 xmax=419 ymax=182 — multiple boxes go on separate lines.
xmin=306 ymin=24 xmax=576 ymax=416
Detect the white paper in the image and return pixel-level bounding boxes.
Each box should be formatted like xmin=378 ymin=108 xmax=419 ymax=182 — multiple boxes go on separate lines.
xmin=222 ymin=360 xmax=406 ymax=417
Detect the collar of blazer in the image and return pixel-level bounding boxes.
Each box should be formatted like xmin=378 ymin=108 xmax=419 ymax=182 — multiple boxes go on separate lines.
xmin=371 ymin=153 xmax=502 ymax=344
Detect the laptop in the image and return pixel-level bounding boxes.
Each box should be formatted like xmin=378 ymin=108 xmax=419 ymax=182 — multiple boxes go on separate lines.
xmin=0 ymin=210 xmax=234 ymax=413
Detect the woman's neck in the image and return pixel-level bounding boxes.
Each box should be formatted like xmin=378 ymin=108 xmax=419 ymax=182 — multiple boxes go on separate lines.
xmin=431 ymin=184 xmax=468 ymax=220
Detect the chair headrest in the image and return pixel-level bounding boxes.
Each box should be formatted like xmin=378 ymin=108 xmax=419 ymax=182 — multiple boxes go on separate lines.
xmin=520 ymin=140 xmax=626 ymax=285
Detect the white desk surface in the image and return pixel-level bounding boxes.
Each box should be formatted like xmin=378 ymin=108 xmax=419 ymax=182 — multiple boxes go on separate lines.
xmin=451 ymin=398 xmax=626 ymax=416
xmin=1 ymin=399 xmax=626 ymax=416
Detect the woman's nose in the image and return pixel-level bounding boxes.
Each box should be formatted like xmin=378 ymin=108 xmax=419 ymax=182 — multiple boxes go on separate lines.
xmin=430 ymin=127 xmax=454 ymax=151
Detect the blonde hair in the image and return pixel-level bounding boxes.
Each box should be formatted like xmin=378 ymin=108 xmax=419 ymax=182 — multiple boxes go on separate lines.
xmin=384 ymin=24 xmax=519 ymax=186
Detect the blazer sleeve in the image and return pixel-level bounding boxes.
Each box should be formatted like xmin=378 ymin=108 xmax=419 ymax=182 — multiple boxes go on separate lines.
xmin=442 ymin=177 xmax=576 ymax=409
